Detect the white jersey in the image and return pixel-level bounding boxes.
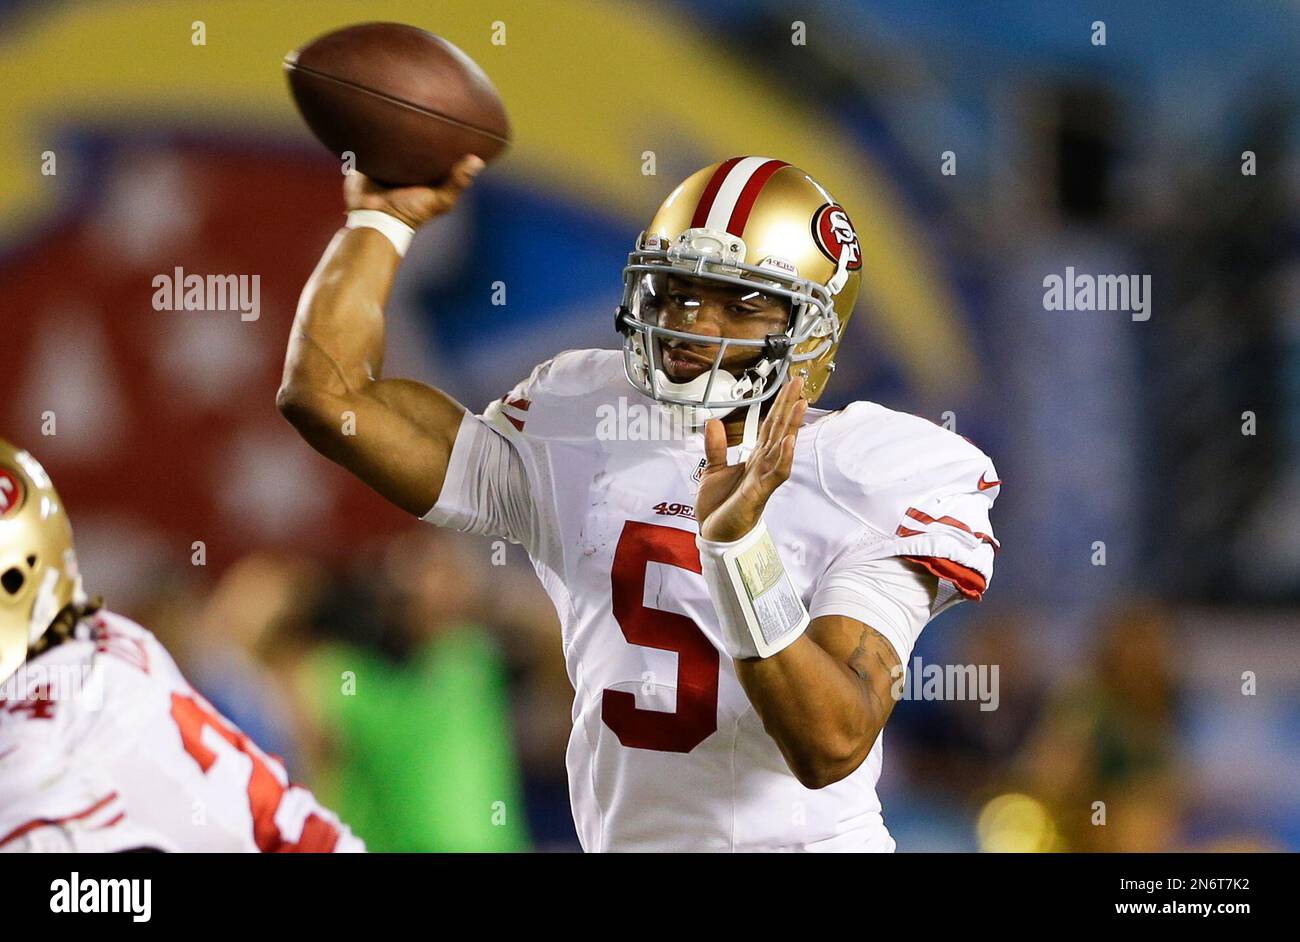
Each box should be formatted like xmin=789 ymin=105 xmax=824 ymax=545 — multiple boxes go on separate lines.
xmin=427 ymin=349 xmax=999 ymax=851
xmin=0 ymin=610 xmax=363 ymax=853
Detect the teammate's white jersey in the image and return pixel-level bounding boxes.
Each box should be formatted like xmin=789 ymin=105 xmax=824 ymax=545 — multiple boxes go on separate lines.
xmin=0 ymin=610 xmax=363 ymax=853
xmin=427 ymin=349 xmax=999 ymax=852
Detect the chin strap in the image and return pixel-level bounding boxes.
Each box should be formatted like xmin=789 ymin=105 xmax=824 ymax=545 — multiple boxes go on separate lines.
xmin=735 ymin=359 xmax=780 ymax=461
xmin=652 ymin=353 xmax=780 ymax=450
xmin=737 ymin=400 xmax=762 ymax=463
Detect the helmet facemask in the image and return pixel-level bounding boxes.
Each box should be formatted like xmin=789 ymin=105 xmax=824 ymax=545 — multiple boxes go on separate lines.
xmin=617 ymin=228 xmax=840 ymax=427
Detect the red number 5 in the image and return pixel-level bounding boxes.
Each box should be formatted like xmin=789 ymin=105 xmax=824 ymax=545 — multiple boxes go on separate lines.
xmin=601 ymin=521 xmax=719 ymax=753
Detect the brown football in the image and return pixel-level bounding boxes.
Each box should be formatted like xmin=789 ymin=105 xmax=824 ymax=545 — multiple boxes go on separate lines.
xmin=284 ymin=22 xmax=510 ymax=186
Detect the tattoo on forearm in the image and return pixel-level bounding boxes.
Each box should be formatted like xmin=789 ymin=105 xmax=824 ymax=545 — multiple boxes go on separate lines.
xmin=847 ymin=627 xmax=898 ymax=723
xmin=847 ymin=627 xmax=890 ymax=681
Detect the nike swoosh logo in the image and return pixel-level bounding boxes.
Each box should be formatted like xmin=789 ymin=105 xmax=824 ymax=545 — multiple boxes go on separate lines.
xmin=977 ymin=474 xmax=1002 ymax=491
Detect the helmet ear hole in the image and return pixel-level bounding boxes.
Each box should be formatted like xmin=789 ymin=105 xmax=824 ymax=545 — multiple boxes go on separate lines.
xmin=2 ymin=567 xmax=24 ymax=595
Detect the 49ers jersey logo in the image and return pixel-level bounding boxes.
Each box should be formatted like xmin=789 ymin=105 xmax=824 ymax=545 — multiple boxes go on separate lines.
xmin=811 ymin=203 xmax=861 ymax=271
xmin=0 ymin=468 xmax=23 ymax=519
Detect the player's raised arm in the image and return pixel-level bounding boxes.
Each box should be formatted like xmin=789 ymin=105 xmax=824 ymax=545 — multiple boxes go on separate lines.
xmin=276 ymin=156 xmax=484 ymax=516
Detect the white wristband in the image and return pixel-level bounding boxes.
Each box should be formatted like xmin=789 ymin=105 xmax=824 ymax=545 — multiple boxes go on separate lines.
xmin=697 ymin=519 xmax=809 ymax=660
xmin=346 ymin=209 xmax=415 ymax=256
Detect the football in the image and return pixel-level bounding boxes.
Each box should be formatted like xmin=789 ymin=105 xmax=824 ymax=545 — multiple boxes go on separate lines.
xmin=284 ymin=21 xmax=510 ymax=186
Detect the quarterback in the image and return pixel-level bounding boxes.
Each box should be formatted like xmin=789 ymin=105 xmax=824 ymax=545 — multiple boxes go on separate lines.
xmin=0 ymin=441 xmax=363 ymax=852
xmin=279 ymin=155 xmax=1000 ymax=851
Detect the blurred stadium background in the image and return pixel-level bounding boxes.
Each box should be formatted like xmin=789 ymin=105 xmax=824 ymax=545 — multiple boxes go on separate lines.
xmin=2 ymin=0 xmax=1297 ymax=851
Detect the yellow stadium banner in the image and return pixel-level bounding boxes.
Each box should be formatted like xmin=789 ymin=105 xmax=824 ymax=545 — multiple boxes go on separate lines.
xmin=0 ymin=0 xmax=974 ymax=393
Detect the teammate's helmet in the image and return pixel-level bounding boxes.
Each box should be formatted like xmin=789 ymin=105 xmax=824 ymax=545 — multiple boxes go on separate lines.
xmin=617 ymin=156 xmax=862 ymax=420
xmin=0 ymin=441 xmax=84 ymax=684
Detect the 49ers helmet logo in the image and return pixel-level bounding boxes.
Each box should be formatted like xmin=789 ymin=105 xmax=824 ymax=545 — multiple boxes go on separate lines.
xmin=0 ymin=468 xmax=23 ymax=519
xmin=811 ymin=203 xmax=861 ymax=271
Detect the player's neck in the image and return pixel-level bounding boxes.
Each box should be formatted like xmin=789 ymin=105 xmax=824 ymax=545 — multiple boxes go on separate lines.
xmin=722 ymin=416 xmax=746 ymax=447
xmin=720 ymin=400 xmax=773 ymax=447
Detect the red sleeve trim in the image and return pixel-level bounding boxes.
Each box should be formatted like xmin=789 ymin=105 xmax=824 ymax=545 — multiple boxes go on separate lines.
xmin=903 ymin=555 xmax=988 ymax=600
xmin=900 ymin=507 xmax=1000 ymax=551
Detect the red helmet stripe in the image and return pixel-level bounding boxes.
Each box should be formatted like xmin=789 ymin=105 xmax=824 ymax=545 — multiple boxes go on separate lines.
xmin=690 ymin=156 xmax=744 ymax=229
xmin=725 ymin=159 xmax=789 ymax=236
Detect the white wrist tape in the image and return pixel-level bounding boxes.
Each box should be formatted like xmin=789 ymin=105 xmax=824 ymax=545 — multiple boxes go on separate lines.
xmin=346 ymin=209 xmax=415 ymax=256
xmin=697 ymin=519 xmax=809 ymax=660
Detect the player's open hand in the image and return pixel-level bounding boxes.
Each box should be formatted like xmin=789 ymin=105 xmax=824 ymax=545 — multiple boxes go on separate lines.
xmin=344 ymin=154 xmax=485 ymax=229
xmin=696 ymin=375 xmax=808 ymax=543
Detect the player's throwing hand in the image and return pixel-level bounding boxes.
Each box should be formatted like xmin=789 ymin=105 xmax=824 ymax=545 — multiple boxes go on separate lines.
xmin=343 ymin=154 xmax=485 ymax=229
xmin=696 ymin=375 xmax=808 ymax=543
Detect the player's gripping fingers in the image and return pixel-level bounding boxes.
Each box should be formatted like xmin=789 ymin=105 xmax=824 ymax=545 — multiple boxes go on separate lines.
xmin=439 ymin=154 xmax=487 ymax=198
xmin=343 ymin=155 xmax=485 ymax=228
xmin=423 ymin=155 xmax=485 ymax=216
xmin=344 ymin=171 xmax=435 ymax=226
xmin=343 ymin=169 xmax=379 ymax=206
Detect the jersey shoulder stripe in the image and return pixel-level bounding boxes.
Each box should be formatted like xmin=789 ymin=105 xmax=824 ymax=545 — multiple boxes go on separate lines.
xmin=484 ymin=348 xmax=629 ymax=442
xmin=811 ymin=400 xmax=1000 ymax=600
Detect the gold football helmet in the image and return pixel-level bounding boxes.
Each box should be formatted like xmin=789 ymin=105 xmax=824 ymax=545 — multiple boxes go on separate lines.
xmin=617 ymin=156 xmax=862 ymax=423
xmin=0 ymin=440 xmax=85 ymax=684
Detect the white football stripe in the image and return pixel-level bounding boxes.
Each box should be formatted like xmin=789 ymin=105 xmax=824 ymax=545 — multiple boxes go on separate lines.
xmin=703 ymin=156 xmax=779 ymax=233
